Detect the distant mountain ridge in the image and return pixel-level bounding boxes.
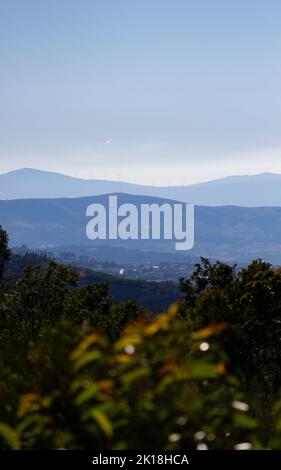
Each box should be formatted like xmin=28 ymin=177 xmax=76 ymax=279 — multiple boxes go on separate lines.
xmin=1 ymin=193 xmax=281 ymax=263
xmin=1 ymin=168 xmax=281 ymax=206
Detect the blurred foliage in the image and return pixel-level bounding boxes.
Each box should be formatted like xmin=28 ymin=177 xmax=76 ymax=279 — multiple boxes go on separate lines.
xmin=0 ymin=226 xmax=281 ymax=449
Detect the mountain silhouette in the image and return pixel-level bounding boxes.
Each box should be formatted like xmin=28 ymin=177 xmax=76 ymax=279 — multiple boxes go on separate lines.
xmin=1 ymin=168 xmax=281 ymax=206
xmin=1 ymin=193 xmax=281 ymax=263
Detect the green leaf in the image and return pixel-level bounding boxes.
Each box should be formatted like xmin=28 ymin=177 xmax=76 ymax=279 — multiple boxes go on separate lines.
xmin=0 ymin=423 xmax=20 ymax=450
xmin=188 ymin=363 xmax=219 ymax=379
xmin=90 ymin=409 xmax=113 ymax=438
xmin=73 ymin=350 xmax=102 ymax=371
xmin=75 ymin=386 xmax=99 ymax=406
xmin=121 ymin=367 xmax=150 ymax=385
xmin=234 ymin=413 xmax=258 ymax=430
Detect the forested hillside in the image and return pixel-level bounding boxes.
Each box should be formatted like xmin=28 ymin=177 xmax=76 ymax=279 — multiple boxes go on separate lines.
xmin=0 ymin=225 xmax=281 ymax=449
xmin=4 ymin=252 xmax=179 ymax=311
xmin=2 ymin=193 xmax=281 ymax=263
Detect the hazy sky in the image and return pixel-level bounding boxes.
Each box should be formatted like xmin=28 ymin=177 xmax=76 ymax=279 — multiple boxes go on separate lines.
xmin=1 ymin=0 xmax=281 ymax=185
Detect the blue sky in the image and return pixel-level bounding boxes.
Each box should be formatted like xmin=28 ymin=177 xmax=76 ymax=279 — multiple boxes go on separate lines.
xmin=1 ymin=0 xmax=281 ymax=184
